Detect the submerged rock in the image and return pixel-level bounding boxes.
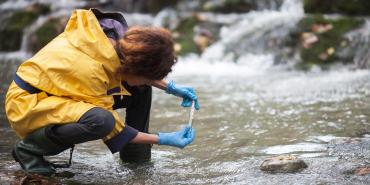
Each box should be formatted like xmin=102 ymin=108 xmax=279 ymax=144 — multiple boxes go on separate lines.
xmin=354 ymin=167 xmax=370 ymax=176
xmin=328 ymin=138 xmax=370 ymax=160
xmin=260 ymin=155 xmax=308 ymax=173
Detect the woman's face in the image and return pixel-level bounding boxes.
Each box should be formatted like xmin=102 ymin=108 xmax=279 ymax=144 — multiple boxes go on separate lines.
xmin=123 ymin=73 xmax=151 ymax=86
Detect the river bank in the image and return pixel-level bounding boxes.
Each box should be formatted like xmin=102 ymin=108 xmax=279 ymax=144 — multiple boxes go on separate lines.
xmin=1 ymin=64 xmax=370 ymax=184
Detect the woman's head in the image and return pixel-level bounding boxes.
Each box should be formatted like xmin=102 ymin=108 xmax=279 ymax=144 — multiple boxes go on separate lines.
xmin=117 ymin=26 xmax=176 ymax=85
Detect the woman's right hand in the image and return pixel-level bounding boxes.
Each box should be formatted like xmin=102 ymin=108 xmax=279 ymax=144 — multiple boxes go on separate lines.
xmin=165 ymin=80 xmax=200 ymax=110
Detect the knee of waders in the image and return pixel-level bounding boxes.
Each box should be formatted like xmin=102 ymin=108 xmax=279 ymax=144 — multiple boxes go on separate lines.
xmin=84 ymin=107 xmax=115 ymax=137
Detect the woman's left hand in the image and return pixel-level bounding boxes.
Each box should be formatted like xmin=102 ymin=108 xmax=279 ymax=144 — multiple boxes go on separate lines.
xmin=158 ymin=125 xmax=196 ymax=148
xmin=166 ymin=80 xmax=200 ymax=110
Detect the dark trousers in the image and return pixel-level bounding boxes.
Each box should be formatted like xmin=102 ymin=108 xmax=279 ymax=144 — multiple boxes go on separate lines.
xmin=116 ymin=84 xmax=152 ymax=133
xmin=118 ymin=85 xmax=152 ymax=162
xmin=46 ymin=84 xmax=152 ymax=160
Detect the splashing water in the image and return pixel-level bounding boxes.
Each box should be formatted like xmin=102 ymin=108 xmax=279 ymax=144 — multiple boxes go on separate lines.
xmin=201 ymin=0 xmax=304 ymax=62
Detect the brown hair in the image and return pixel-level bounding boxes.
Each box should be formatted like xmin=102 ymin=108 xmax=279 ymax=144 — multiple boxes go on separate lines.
xmin=117 ymin=26 xmax=176 ymax=80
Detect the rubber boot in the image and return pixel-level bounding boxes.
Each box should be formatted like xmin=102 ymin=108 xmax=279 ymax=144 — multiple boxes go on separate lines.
xmin=120 ymin=143 xmax=152 ymax=163
xmin=12 ymin=126 xmax=70 ymax=176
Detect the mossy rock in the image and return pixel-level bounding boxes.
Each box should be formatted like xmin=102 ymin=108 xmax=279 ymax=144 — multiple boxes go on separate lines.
xmin=0 ymin=11 xmax=38 ymax=51
xmin=304 ymin=0 xmax=370 ymax=16
xmin=203 ymin=0 xmax=253 ymax=13
xmin=0 ymin=3 xmax=51 ymax=52
xmin=293 ymin=15 xmax=364 ymax=70
xmin=31 ymin=18 xmax=64 ymax=53
xmin=144 ymin=0 xmax=179 ymax=14
xmin=26 ymin=3 xmax=51 ymax=15
xmin=173 ymin=15 xmax=200 ymax=55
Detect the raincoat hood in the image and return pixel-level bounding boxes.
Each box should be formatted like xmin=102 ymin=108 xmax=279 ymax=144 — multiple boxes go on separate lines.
xmin=92 ymin=8 xmax=128 ymax=41
xmin=64 ymin=9 xmax=121 ymax=74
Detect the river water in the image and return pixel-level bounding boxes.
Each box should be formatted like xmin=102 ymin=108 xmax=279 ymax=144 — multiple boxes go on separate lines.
xmin=1 ymin=55 xmax=370 ymax=184
xmin=1 ymin=0 xmax=370 ymax=184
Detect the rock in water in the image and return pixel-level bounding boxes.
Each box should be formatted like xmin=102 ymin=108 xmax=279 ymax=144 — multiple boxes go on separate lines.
xmin=260 ymin=155 xmax=307 ymax=173
xmin=355 ymin=167 xmax=370 ymax=176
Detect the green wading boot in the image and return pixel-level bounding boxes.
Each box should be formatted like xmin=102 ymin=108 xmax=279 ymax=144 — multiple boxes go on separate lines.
xmin=12 ymin=126 xmax=69 ymax=176
xmin=120 ymin=143 xmax=152 ymax=163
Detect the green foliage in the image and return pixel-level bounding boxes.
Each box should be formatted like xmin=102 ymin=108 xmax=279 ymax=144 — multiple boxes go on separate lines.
xmin=304 ymin=0 xmax=370 ymax=16
xmin=295 ymin=15 xmax=364 ymax=69
xmin=174 ymin=16 xmax=199 ymax=55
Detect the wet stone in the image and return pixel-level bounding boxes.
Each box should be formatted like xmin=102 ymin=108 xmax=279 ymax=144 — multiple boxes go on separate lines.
xmin=0 ymin=170 xmax=61 ymax=185
xmin=260 ymin=155 xmax=308 ymax=173
xmin=355 ymin=167 xmax=370 ymax=176
xmin=328 ymin=138 xmax=370 ymax=161
xmin=56 ymin=171 xmax=75 ymax=178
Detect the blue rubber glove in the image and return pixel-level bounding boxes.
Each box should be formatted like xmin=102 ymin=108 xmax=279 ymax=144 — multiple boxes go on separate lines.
xmin=158 ymin=126 xmax=196 ymax=148
xmin=166 ymin=80 xmax=200 ymax=110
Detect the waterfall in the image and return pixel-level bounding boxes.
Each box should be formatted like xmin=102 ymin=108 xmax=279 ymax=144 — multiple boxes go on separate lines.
xmin=0 ymin=0 xmax=368 ymax=70
xmin=201 ymin=0 xmax=304 ymax=62
xmin=345 ymin=19 xmax=370 ymax=69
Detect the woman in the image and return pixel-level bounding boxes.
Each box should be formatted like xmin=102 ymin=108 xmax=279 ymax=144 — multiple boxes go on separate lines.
xmin=5 ymin=8 xmax=200 ymax=176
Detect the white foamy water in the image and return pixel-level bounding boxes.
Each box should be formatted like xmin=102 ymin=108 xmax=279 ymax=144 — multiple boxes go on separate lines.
xmin=201 ymin=0 xmax=304 ymax=61
xmin=171 ymin=53 xmax=275 ymax=77
xmin=261 ymin=143 xmax=327 ymax=155
xmin=171 ymin=53 xmax=370 ymax=104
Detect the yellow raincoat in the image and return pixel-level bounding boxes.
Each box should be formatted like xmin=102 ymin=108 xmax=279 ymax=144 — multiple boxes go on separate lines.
xmin=5 ymin=9 xmax=130 ymax=144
